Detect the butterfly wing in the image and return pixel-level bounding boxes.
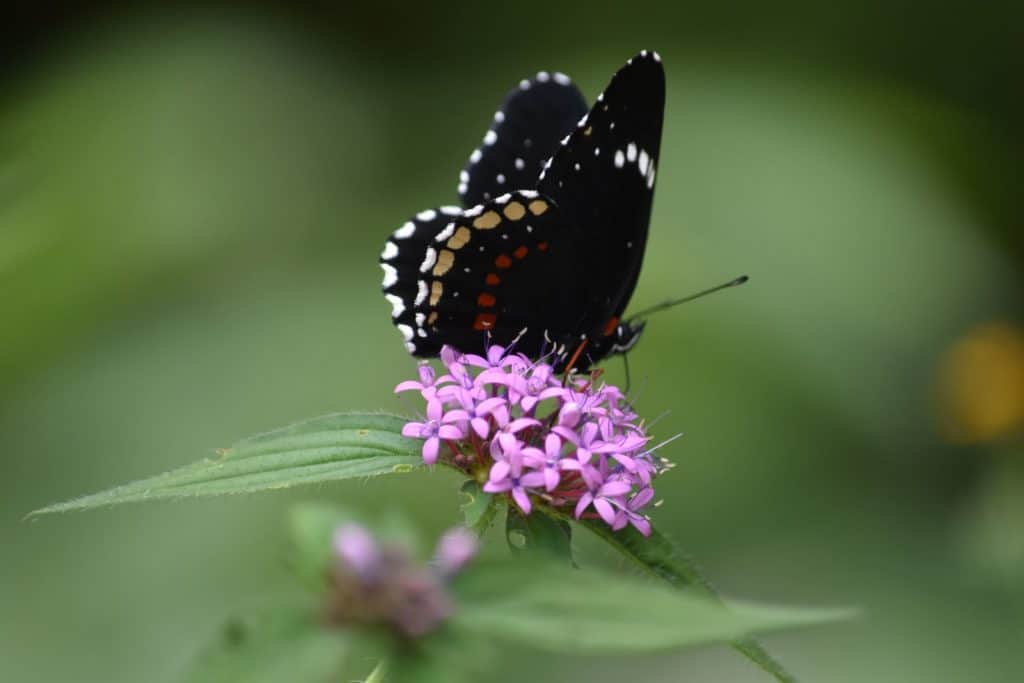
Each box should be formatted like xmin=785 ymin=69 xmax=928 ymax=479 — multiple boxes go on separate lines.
xmin=381 ymin=192 xmax=586 ymax=359
xmin=459 ymin=72 xmax=588 ymax=207
xmin=536 ymin=51 xmax=665 ymax=345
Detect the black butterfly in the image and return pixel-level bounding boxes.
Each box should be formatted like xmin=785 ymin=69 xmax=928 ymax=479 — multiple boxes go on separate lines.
xmin=380 ymin=51 xmax=664 ymax=371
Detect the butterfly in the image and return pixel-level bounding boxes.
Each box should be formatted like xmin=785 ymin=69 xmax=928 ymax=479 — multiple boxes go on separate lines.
xmin=380 ymin=51 xmax=664 ymax=372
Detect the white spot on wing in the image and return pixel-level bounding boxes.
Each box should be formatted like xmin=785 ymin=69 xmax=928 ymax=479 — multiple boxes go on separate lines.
xmin=553 ymin=72 xmax=570 ymax=85
xmin=496 ymin=173 xmax=505 ymax=184
xmin=386 ymin=294 xmax=405 ymax=318
xmin=520 ymin=190 xmax=538 ymax=198
xmin=594 ymin=147 xmax=600 ymax=156
xmin=381 ymin=263 xmax=398 ymax=288
xmin=419 ymin=247 xmax=437 ymax=273
xmin=647 ymin=164 xmax=656 ymax=189
xmin=627 ymin=143 xmax=637 ymax=162
xmin=484 ymin=130 xmax=497 ymax=145
xmin=458 ymin=183 xmax=467 ymax=194
xmin=415 ymin=313 xmax=425 ymax=326
xmin=496 ymin=193 xmax=511 ymax=203
xmin=470 ymin=149 xmax=482 ymax=163
xmin=494 ymin=111 xmax=505 ymax=123
xmin=397 ymin=324 xmax=414 ymax=341
xmin=638 ymin=150 xmax=649 ymax=174
xmin=394 ymin=221 xmax=415 ymax=239
xmin=459 ymin=170 xmax=469 ymax=182
xmin=514 ymin=158 xmax=525 ymax=170
xmin=415 ymin=280 xmax=428 ymax=306
xmin=464 ymin=205 xmax=484 ymax=218
xmin=614 ymin=150 xmax=625 ymax=168
xmin=519 ymin=79 xmax=531 ymax=90
xmin=536 ymin=71 xmax=550 ymax=82
xmin=417 ymin=209 xmax=437 ymax=221
xmin=574 ymin=162 xmax=580 ymax=171
xmin=434 ymin=222 xmax=455 ymax=242
xmin=405 ymin=341 xmax=416 ymax=353
xmin=440 ymin=205 xmax=461 ymax=215
xmin=381 ymin=241 xmax=398 ymax=260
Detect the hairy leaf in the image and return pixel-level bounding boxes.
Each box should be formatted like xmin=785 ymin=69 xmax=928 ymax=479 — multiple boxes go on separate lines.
xmin=31 ymin=412 xmax=421 ymax=515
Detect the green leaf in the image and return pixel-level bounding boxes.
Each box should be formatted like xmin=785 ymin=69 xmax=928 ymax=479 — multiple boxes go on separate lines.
xmin=578 ymin=519 xmax=804 ymax=682
xmin=30 ymin=412 xmax=422 ymax=515
xmin=506 ymin=507 xmax=574 ymax=563
xmin=454 ymin=559 xmax=854 ymax=654
xmin=458 ymin=480 xmax=501 ymax=536
xmin=184 ymin=607 xmax=348 ymax=683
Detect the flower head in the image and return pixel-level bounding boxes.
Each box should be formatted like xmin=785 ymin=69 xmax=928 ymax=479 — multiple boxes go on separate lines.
xmin=327 ymin=523 xmax=477 ymax=638
xmin=395 ymin=344 xmax=671 ymax=535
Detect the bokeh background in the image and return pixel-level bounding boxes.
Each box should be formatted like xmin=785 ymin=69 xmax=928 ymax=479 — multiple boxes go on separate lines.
xmin=3 ymin=3 xmax=1023 ymax=681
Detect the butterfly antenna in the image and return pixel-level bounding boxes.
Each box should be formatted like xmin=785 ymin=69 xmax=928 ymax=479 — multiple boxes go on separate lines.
xmin=626 ymin=275 xmax=749 ymax=323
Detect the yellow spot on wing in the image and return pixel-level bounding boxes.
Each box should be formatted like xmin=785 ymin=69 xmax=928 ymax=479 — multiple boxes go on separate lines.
xmin=503 ymin=202 xmax=526 ymax=220
xmin=473 ymin=211 xmax=502 ymax=229
xmin=447 ymin=227 xmax=472 ymax=250
xmin=430 ymin=281 xmax=443 ymax=306
xmin=528 ymin=200 xmax=549 ymax=216
xmin=433 ymin=249 xmax=455 ymax=276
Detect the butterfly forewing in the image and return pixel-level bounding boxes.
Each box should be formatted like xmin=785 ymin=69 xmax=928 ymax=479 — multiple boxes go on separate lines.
xmin=537 ymin=51 xmax=665 ymax=338
xmin=459 ymin=73 xmax=588 ymax=208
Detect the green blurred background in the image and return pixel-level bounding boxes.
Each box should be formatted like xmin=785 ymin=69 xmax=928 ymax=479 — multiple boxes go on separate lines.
xmin=3 ymin=3 xmax=1023 ymax=681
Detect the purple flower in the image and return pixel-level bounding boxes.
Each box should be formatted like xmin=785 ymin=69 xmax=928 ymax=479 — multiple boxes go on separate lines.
xmin=575 ymin=477 xmax=633 ymax=526
xmin=484 ymin=433 xmax=546 ymax=514
xmin=394 ymin=362 xmax=445 ymax=401
xmin=394 ymin=343 xmax=667 ymax=534
xmin=327 ymin=523 xmax=477 ymax=639
xmin=401 ymin=398 xmax=468 ymax=464
xmin=433 ymin=527 xmax=479 ymax=577
xmin=451 ymin=389 xmax=508 ymax=439
xmin=333 ymin=523 xmax=381 ymax=580
xmin=463 ymin=343 xmax=527 ymax=372
xmin=522 ymin=433 xmax=566 ymax=491
xmin=612 ymin=487 xmax=654 ymax=536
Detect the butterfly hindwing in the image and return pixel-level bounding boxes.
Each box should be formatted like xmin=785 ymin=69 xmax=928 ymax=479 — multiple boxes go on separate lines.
xmin=380 ymin=205 xmax=466 ymax=355
xmin=388 ymin=191 xmax=587 ymax=359
xmin=537 ymin=51 xmax=665 ymax=338
xmin=459 ymin=72 xmax=588 ymax=208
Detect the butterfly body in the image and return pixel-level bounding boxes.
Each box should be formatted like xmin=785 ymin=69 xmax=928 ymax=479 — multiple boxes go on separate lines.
xmin=380 ymin=51 xmax=664 ymax=370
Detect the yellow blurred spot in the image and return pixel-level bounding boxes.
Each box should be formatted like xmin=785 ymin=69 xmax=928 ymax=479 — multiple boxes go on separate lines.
xmin=938 ymin=322 xmax=1024 ymax=443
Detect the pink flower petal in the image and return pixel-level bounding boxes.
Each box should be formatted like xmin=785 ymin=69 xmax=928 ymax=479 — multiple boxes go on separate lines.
xmin=471 ymin=417 xmax=490 ymax=439
xmin=438 ymin=424 xmax=464 ymax=440
xmin=574 ymin=492 xmax=594 ymax=519
xmin=511 ymin=487 xmax=532 ymax=514
xmin=401 ymin=422 xmax=425 ymax=438
xmin=593 ymin=498 xmax=617 ymax=525
xmin=422 ymin=436 xmax=440 ymax=464
xmin=489 ymin=460 xmax=510 ymax=482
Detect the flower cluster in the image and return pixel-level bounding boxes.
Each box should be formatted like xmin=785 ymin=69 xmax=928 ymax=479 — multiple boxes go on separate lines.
xmin=326 ymin=524 xmax=478 ymax=638
xmin=397 ymin=344 xmax=669 ymax=536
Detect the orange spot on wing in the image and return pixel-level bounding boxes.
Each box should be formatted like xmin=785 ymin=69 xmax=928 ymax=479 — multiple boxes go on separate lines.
xmin=513 ymin=245 xmax=529 ymax=259
xmin=485 ymin=273 xmax=501 ymax=286
xmin=495 ymin=254 xmax=512 ymax=269
xmin=537 ymin=241 xmax=549 ymax=251
xmin=473 ymin=313 xmax=497 ymax=330
xmin=602 ymin=316 xmax=620 ymax=337
xmin=477 ymin=293 xmax=496 ymax=307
